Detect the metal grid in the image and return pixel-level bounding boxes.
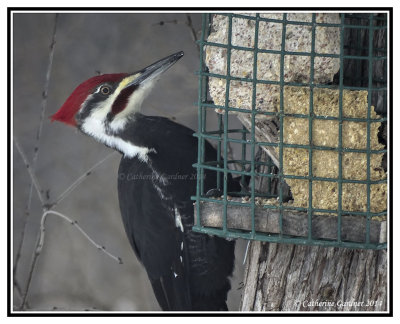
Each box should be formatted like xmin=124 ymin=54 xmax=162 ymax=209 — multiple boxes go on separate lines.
xmin=192 ymin=13 xmax=388 ymax=249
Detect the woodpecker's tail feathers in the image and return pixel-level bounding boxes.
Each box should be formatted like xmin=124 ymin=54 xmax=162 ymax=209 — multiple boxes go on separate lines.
xmin=151 ymin=275 xmax=192 ymax=311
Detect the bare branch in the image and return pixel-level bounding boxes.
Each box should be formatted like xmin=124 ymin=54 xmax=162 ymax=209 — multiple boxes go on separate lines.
xmin=37 ymin=210 xmax=123 ymax=264
xmin=19 ymin=233 xmax=40 ymax=310
xmin=14 ymin=13 xmax=58 ymax=282
xmin=185 ymin=14 xmax=200 ymax=53
xmin=13 ymin=137 xmax=45 ymax=205
xmin=153 ymin=14 xmax=200 ymax=54
xmin=47 ymin=151 xmax=117 ymax=209
xmin=152 ymin=19 xmax=178 ymax=26
xmin=19 ymin=209 xmax=123 ymax=310
xmin=34 ymin=13 xmax=58 ymax=162
xmin=14 ymin=14 xmax=124 ymax=311
xmin=16 ymin=148 xmax=120 ymax=310
xmin=26 ymin=13 xmax=58 ymax=208
xmin=14 ymin=145 xmax=119 ymax=310
xmin=13 ymin=279 xmax=30 ymax=309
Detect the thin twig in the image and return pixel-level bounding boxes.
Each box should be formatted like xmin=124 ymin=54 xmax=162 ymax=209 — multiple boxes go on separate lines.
xmin=19 ymin=210 xmax=123 ymax=310
xmin=152 ymin=19 xmax=178 ymax=26
xmin=14 ymin=137 xmax=45 ymax=310
xmin=14 ymin=13 xmax=58 ymax=280
xmin=35 ymin=13 xmax=58 ymax=160
xmin=37 ymin=210 xmax=123 ymax=264
xmin=13 ymin=279 xmax=30 ymax=309
xmin=185 ymin=14 xmax=200 ymax=54
xmin=13 ymin=138 xmax=45 ymax=205
xmin=16 ymin=148 xmax=116 ymax=309
xmin=19 ymin=232 xmax=40 ymax=310
xmin=17 ymin=149 xmax=119 ymax=310
xmin=153 ymin=14 xmax=200 ymax=54
xmin=27 ymin=13 xmax=58 ymax=210
xmin=47 ymin=151 xmax=117 ymax=209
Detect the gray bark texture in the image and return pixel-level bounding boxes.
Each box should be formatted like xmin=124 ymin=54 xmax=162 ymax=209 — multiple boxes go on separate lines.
xmin=240 ymin=242 xmax=387 ymax=311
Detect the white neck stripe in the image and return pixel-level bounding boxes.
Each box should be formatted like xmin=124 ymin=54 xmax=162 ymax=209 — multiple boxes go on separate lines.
xmin=81 ymin=118 xmax=153 ymax=161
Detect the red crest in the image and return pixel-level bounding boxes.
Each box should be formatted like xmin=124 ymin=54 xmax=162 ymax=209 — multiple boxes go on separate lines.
xmin=51 ymin=73 xmax=128 ymax=126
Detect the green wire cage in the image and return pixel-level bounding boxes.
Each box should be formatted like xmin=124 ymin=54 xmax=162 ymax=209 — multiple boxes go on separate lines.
xmin=192 ymin=13 xmax=388 ymax=250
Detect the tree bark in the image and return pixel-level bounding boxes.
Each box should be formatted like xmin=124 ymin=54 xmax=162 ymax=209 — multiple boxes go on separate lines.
xmin=240 ymin=242 xmax=387 ymax=311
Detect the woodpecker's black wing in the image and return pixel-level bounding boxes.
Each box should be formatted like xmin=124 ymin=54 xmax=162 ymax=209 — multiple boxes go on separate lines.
xmin=118 ymin=158 xmax=192 ymax=310
xmin=117 ymin=115 xmax=235 ymax=311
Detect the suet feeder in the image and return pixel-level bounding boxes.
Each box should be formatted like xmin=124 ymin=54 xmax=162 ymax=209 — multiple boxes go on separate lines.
xmin=193 ymin=13 xmax=388 ymax=249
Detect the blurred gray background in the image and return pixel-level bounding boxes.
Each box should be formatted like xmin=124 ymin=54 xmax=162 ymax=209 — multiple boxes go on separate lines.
xmin=13 ymin=12 xmax=246 ymax=311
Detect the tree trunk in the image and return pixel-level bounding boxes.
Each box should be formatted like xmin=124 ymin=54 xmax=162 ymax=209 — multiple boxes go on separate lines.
xmin=240 ymin=242 xmax=387 ymax=311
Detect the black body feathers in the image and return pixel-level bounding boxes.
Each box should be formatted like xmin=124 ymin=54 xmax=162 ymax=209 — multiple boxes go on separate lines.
xmin=117 ymin=115 xmax=235 ymax=311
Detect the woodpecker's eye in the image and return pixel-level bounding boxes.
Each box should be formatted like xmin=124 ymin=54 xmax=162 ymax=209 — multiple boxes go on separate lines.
xmin=100 ymin=85 xmax=111 ymax=95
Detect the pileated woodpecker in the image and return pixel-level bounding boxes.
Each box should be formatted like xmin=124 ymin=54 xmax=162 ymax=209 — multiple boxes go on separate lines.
xmin=52 ymin=51 xmax=235 ymax=311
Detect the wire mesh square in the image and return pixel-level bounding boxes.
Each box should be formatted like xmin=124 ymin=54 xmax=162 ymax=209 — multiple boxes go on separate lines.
xmin=193 ymin=13 xmax=388 ymax=249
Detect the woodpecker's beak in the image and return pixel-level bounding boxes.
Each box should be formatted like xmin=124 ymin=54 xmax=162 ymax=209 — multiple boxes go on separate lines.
xmin=123 ymin=51 xmax=184 ymax=90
